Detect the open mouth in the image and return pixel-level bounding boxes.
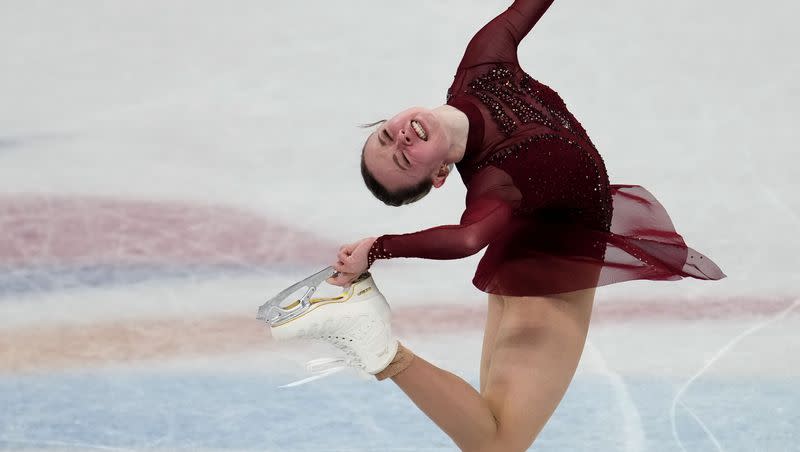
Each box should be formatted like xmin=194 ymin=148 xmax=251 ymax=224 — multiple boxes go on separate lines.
xmin=411 ymin=119 xmax=428 ymax=141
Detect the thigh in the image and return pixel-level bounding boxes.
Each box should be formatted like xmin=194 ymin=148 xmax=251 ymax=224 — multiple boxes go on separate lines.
xmin=481 ymin=287 xmax=596 ymax=451
xmin=480 ymin=293 xmax=505 ymax=395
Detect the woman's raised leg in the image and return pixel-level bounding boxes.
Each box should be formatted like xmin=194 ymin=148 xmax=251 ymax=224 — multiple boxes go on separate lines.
xmin=390 ymin=333 xmax=500 ymax=450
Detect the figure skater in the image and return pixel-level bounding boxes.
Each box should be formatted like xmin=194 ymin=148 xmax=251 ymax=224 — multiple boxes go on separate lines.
xmin=266 ymin=1 xmax=725 ymax=451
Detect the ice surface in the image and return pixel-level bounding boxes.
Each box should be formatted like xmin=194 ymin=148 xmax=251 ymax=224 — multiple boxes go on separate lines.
xmin=1 ymin=0 xmax=798 ymax=450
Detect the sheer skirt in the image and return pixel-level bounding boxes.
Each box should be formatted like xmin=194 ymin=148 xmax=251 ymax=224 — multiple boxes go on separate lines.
xmin=473 ymin=184 xmax=725 ymax=296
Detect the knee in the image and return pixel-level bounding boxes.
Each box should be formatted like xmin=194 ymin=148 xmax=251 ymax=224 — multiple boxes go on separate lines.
xmin=465 ymin=431 xmax=538 ymax=452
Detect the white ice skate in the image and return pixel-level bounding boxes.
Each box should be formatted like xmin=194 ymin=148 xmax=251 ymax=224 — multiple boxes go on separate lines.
xmin=257 ymin=267 xmax=399 ymax=388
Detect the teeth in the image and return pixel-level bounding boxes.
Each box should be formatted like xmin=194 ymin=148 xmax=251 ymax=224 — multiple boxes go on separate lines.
xmin=411 ymin=120 xmax=428 ymax=141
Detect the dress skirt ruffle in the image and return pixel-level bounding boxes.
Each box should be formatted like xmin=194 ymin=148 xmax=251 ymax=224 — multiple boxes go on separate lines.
xmin=473 ymin=184 xmax=726 ymax=297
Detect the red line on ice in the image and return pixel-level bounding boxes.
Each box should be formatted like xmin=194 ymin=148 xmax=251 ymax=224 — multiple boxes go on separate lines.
xmin=0 ymin=194 xmax=336 ymax=266
xmin=0 ymin=296 xmax=796 ymax=373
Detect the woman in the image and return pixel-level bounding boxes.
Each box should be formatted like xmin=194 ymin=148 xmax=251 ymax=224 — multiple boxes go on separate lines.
xmin=320 ymin=1 xmax=725 ymax=450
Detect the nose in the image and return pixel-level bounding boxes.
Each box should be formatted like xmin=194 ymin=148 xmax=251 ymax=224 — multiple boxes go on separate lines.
xmin=398 ymin=127 xmax=415 ymax=146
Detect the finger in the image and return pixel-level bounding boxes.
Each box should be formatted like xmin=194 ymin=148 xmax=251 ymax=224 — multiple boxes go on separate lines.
xmin=341 ymin=275 xmax=354 ymax=288
xmin=327 ymin=272 xmax=353 ymax=287
xmin=327 ymin=275 xmax=345 ymax=286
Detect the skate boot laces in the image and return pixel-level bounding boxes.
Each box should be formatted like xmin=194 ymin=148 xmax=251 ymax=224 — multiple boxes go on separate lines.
xmin=280 ymin=336 xmax=371 ymax=388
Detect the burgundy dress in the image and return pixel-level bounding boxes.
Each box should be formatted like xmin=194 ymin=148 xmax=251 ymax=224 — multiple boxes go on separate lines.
xmin=366 ymin=0 xmax=725 ymax=296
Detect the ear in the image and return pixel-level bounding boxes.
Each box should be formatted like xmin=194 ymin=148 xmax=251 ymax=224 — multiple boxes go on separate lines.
xmin=431 ymin=165 xmax=449 ymax=189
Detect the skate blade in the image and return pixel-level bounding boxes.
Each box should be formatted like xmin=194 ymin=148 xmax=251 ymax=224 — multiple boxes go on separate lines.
xmin=256 ymin=266 xmax=340 ymax=325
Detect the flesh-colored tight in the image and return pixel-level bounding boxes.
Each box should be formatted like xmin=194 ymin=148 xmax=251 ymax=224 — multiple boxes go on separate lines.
xmin=387 ymin=286 xmax=596 ymax=452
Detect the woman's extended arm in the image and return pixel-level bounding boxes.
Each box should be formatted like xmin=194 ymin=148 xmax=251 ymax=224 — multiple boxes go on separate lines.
xmin=505 ymin=0 xmax=556 ymax=45
xmin=367 ymin=195 xmax=515 ymax=267
xmin=325 ymin=195 xmax=514 ymax=287
xmin=456 ymin=0 xmax=556 ymax=68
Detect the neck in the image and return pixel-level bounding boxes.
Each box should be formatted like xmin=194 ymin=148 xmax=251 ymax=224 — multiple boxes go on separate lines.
xmin=433 ymin=104 xmax=469 ymax=164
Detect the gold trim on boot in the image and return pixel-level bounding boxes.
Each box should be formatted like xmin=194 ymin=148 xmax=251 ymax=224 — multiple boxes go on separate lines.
xmin=375 ymin=341 xmax=415 ymax=381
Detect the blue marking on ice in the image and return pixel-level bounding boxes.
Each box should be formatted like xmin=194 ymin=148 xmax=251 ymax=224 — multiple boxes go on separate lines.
xmin=0 ymin=372 xmax=796 ymax=451
xmin=0 ymin=132 xmax=72 ymax=151
xmin=0 ymin=265 xmax=282 ymax=299
xmin=0 ymin=138 xmax=20 ymax=150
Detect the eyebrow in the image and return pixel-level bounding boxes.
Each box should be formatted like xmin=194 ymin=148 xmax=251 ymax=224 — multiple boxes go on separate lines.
xmin=373 ymin=129 xmax=405 ymax=171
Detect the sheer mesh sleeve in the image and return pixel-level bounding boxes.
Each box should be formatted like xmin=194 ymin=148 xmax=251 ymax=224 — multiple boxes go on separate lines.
xmin=366 ymin=194 xmax=515 ymax=269
xmin=456 ymin=0 xmax=555 ymax=69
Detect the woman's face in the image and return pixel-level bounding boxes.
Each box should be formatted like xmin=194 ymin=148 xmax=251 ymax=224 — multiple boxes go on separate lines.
xmin=362 ymin=106 xmax=451 ymax=192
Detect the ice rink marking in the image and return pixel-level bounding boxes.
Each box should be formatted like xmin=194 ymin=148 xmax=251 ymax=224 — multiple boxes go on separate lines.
xmin=584 ymin=340 xmax=645 ymax=452
xmin=670 ymin=297 xmax=800 ymax=452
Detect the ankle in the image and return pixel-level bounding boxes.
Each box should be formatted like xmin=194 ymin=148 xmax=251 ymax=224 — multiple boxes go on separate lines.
xmin=375 ymin=341 xmax=415 ymax=381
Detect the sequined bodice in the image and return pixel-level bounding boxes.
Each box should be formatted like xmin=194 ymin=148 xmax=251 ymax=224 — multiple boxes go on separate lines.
xmin=448 ymin=64 xmax=594 ymax=146
xmin=447 ymin=62 xmax=613 ymax=231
